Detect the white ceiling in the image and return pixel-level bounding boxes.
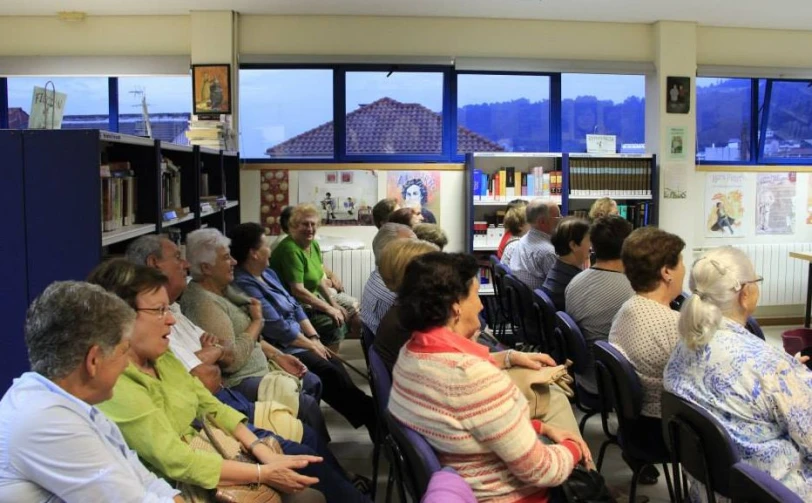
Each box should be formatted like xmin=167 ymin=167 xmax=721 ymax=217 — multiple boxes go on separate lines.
xmin=2 ymin=0 xmax=812 ymax=31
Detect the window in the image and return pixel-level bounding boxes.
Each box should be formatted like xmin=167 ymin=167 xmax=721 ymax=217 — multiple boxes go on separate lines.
xmin=561 ymin=73 xmax=645 ymax=153
xmin=118 ymin=76 xmax=191 ymax=143
xmin=457 ymin=74 xmax=550 ymax=154
xmin=696 ymin=78 xmax=751 ymax=162
xmin=239 ymin=69 xmax=333 ymax=159
xmin=763 ymin=80 xmax=812 ymax=160
xmin=345 ymin=71 xmax=444 ymax=155
xmin=7 ymin=77 xmax=109 ymax=129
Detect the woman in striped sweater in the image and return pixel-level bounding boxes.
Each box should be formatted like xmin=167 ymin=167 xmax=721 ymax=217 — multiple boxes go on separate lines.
xmin=388 ymin=252 xmax=591 ymax=503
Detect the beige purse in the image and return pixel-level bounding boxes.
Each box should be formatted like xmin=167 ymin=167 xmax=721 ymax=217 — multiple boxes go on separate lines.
xmin=506 ymin=360 xmax=575 ymax=419
xmin=258 ymin=360 xmax=302 ymax=415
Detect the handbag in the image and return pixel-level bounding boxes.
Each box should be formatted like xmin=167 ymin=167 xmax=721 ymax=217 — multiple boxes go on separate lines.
xmin=558 ymin=465 xmax=616 ymax=503
xmin=505 ymin=360 xmax=575 ymax=419
xmin=182 ymin=416 xmax=282 ymax=503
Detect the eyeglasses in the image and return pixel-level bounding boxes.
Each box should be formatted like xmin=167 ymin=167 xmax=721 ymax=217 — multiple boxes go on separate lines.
xmin=741 ymin=276 xmax=764 ymax=286
xmin=136 ymin=305 xmax=170 ymax=318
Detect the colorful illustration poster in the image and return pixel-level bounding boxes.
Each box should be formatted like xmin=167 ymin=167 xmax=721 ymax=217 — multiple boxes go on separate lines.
xmin=386 ymin=171 xmax=442 ymax=225
xmin=705 ymin=173 xmax=746 ymax=238
xmin=298 ymin=170 xmax=378 ymax=226
xmin=756 ymin=172 xmax=796 ymax=235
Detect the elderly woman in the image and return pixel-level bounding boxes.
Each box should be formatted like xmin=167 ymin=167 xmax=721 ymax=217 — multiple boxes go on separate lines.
xmin=387 ymin=206 xmax=423 ymax=227
xmin=269 ymin=204 xmax=360 ymax=351
xmin=0 ymin=281 xmax=182 ymax=502
xmin=90 ymin=260 xmax=370 ymax=503
xmin=500 ymin=204 xmax=530 ymax=266
xmin=389 ymin=252 xmax=592 ymax=503
xmin=540 ymin=217 xmax=591 ymax=311
xmin=230 ymin=222 xmax=377 ymax=441
xmin=588 ymin=197 xmax=618 ymax=220
xmin=664 ymin=247 xmax=812 ymax=501
xmin=412 ymin=223 xmax=448 ymax=250
xmin=178 ymin=228 xmax=328 ymax=441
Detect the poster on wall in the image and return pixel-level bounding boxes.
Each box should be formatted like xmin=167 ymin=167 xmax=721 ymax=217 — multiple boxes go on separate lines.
xmin=666 ymin=127 xmax=688 ymax=161
xmin=705 ymin=173 xmax=746 ymax=238
xmin=663 ymin=162 xmax=688 ymax=199
xmin=386 ymin=171 xmax=441 ymax=225
xmin=756 ymin=172 xmax=796 ymax=235
xmin=298 ymin=170 xmax=378 ymax=226
xmin=259 ymin=170 xmax=290 ymax=236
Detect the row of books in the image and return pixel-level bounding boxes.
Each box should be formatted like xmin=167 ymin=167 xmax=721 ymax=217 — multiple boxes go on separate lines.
xmin=100 ymin=162 xmax=136 ymax=233
xmin=161 ymin=157 xmax=182 ymax=214
xmin=569 ymin=201 xmax=654 ymax=227
xmin=478 ymin=265 xmax=494 ymax=288
xmin=472 ymin=222 xmax=506 ymax=248
xmin=473 ymin=167 xmax=564 ymax=202
xmin=569 ymin=160 xmax=652 ymax=196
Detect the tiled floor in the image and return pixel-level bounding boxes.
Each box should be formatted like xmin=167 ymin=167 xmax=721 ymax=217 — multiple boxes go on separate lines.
xmin=325 ymin=326 xmax=794 ymax=502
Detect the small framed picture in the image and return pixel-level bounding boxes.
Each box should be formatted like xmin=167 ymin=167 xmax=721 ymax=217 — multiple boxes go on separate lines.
xmin=192 ymin=64 xmax=232 ymax=115
xmin=666 ymin=76 xmax=691 ymax=114
xmin=340 ymin=171 xmax=354 ymax=184
xmin=325 ymin=172 xmax=338 ymax=184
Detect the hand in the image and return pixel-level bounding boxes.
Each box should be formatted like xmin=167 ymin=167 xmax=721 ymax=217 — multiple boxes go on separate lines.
xmin=543 ymin=424 xmax=593 ymax=467
xmin=338 ymin=305 xmax=349 ymax=318
xmin=510 ymin=351 xmax=557 ymax=370
xmin=309 ymin=338 xmax=331 ymax=360
xmin=260 ymin=455 xmax=322 ymax=493
xmin=274 ymin=353 xmax=307 ymax=378
xmin=326 ymin=306 xmax=345 ymax=327
xmin=330 ymin=275 xmax=344 ymax=293
xmin=248 ymin=299 xmax=263 ymax=322
xmin=199 ymin=333 xmax=219 ymax=348
xmin=794 ymin=352 xmax=810 ymax=365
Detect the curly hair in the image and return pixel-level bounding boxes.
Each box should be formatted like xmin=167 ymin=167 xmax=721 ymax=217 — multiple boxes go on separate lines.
xmin=622 ymin=227 xmax=686 ymax=293
xmin=289 ymin=203 xmax=321 ymax=229
xmin=228 ymin=222 xmax=265 ymax=266
xmin=401 ymin=178 xmax=429 ymax=206
xmin=398 ymin=252 xmax=480 ymax=333
xmin=412 ymin=223 xmax=448 ymax=251
xmin=588 ymin=197 xmax=618 ymax=220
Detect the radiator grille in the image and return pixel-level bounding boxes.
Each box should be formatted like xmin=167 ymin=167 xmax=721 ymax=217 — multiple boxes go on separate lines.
xmin=321 ymin=249 xmax=376 ymax=300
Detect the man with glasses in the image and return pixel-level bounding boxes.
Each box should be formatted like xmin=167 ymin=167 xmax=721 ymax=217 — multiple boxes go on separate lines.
xmin=507 ymin=199 xmax=562 ymax=290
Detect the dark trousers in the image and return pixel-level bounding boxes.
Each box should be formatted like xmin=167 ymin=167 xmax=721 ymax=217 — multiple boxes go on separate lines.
xmin=296 ymin=349 xmax=375 ymax=430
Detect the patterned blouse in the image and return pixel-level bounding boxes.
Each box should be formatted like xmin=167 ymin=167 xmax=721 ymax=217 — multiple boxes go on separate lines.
xmin=664 ymin=319 xmax=812 ymax=501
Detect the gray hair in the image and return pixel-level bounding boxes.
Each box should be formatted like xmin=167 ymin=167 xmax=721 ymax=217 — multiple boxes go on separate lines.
xmin=373 ymin=223 xmax=416 ymax=266
xmin=678 ymin=246 xmax=756 ymax=349
xmin=186 ymin=228 xmax=231 ymax=280
xmin=125 ymin=234 xmax=166 ymax=266
xmin=25 ymin=281 xmax=135 ymax=380
xmin=525 ymin=199 xmax=552 ymax=225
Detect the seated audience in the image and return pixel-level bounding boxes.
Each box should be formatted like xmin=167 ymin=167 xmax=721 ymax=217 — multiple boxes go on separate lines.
xmin=541 ymin=217 xmax=590 ymax=311
xmin=269 ymin=204 xmax=360 ymax=351
xmin=610 ymin=227 xmax=685 ymax=419
xmin=508 ymin=199 xmax=561 ymax=289
xmin=0 ymin=281 xmax=182 ymax=502
xmin=588 ymin=197 xmax=619 ymax=220
xmin=89 ymin=260 xmax=369 ymax=503
xmin=389 ymin=252 xmax=591 ymax=503
xmin=126 ymin=234 xmax=329 ymax=442
xmin=500 ymin=204 xmax=530 ymax=266
xmin=413 ymin=223 xmax=448 ymax=250
xmin=230 ymin=222 xmax=377 ymax=440
xmin=664 ymin=247 xmax=812 ymax=501
xmin=565 ymin=215 xmax=634 ymax=393
xmin=496 ymin=199 xmax=529 ymax=259
xmin=388 ymin=206 xmax=423 ymax=227
xmin=360 ymin=223 xmax=415 ymax=334
xmin=271 ymin=205 xmax=294 ymax=251
xmin=372 ymin=197 xmax=400 ymax=228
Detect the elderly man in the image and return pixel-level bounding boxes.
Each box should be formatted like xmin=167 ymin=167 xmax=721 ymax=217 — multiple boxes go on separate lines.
xmin=508 ymin=199 xmax=561 ymax=290
xmin=360 ymin=222 xmax=415 ymax=334
xmin=125 ymin=234 xmax=329 ymax=441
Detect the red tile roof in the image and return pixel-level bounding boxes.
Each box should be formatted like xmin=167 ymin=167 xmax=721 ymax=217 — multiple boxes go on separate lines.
xmin=266 ymin=97 xmax=504 ymax=157
xmin=8 ymin=108 xmax=29 ymax=129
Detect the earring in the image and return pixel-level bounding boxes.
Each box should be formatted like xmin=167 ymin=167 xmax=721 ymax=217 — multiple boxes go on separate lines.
xmin=666 ymin=278 xmax=672 ymax=284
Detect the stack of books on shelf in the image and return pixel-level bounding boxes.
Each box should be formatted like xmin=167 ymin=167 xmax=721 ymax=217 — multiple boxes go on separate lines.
xmin=473 ymin=167 xmax=562 ymax=202
xmin=185 ymin=115 xmax=235 ymax=150
xmin=478 ymin=265 xmax=494 ymax=288
xmin=161 ymin=157 xmax=189 ymax=220
xmin=473 ymin=221 xmax=505 ymax=249
xmin=100 ymin=162 xmax=136 ymax=232
xmin=200 ymin=195 xmax=227 ymax=215
xmin=568 ymin=202 xmax=653 ymax=228
xmin=569 ymin=159 xmax=651 ymax=196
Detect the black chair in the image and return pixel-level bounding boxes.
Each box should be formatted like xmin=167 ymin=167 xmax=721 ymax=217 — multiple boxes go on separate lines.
xmin=729 ymin=462 xmax=804 ymax=503
xmin=594 ymin=341 xmax=674 ymax=503
xmin=661 ymin=391 xmax=741 ymax=503
xmin=744 ymin=316 xmax=766 ymax=341
xmin=502 ymin=274 xmax=543 ymax=347
xmin=532 ymin=288 xmax=560 ymax=359
xmin=488 ymin=255 xmax=511 ymax=340
xmin=385 ymin=412 xmax=443 ymax=501
xmin=361 ymin=323 xmax=375 ymax=367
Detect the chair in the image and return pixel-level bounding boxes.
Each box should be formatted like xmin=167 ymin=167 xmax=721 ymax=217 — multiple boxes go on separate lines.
xmin=361 ymin=323 xmax=375 ymax=366
xmin=503 ymin=274 xmax=542 ymax=347
xmin=729 ymin=462 xmax=803 ymax=503
xmin=554 ymin=311 xmax=608 ymax=435
xmin=593 ymin=342 xmax=674 ymax=503
xmin=488 ymin=255 xmax=510 ymax=340
xmin=386 ymin=412 xmax=443 ymax=502
xmin=422 ymin=468 xmax=477 ymax=503
xmin=661 ymin=391 xmax=741 ymax=503
xmin=367 ymin=346 xmax=406 ymax=502
xmin=532 ymin=288 xmax=560 ymax=359
xmin=744 ymin=316 xmax=766 ymax=341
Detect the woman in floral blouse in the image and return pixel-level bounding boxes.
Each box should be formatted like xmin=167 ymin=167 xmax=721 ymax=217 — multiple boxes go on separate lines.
xmin=664 ymin=246 xmax=812 ymax=501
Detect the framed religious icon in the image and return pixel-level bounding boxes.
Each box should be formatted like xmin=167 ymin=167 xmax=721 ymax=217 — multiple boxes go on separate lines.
xmin=666 ymin=76 xmax=691 ymax=114
xmin=192 ymin=64 xmax=232 ymax=115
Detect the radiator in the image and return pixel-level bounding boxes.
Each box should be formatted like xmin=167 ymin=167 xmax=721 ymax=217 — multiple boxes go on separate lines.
xmin=321 ymin=249 xmax=376 ymax=301
xmin=692 ymin=243 xmax=812 ymax=306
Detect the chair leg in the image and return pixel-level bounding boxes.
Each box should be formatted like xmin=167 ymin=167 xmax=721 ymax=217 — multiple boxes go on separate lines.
xmin=385 ymin=462 xmax=395 ymax=503
xmin=629 ymin=467 xmax=641 ymax=503
xmin=578 ymin=411 xmax=596 ymax=434
xmin=370 ymin=436 xmax=381 ymax=501
xmin=596 ymin=438 xmax=614 ymax=472
xmin=662 ymin=463 xmax=676 ymax=503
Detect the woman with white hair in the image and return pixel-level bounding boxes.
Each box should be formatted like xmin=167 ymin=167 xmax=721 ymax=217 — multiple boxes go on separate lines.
xmin=664 ymin=246 xmax=812 ymax=501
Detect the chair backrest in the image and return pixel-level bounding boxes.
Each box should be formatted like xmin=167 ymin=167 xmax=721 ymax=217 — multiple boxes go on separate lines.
xmin=491 ymin=257 xmax=512 ymax=314
xmin=532 ymin=288 xmax=559 ymax=356
xmin=421 ymin=468 xmax=477 ymax=503
xmin=502 ymin=274 xmax=540 ymax=345
xmin=368 ymin=346 xmax=393 ymax=414
xmin=670 ymin=291 xmax=689 ymax=312
xmin=555 ymin=311 xmax=590 ymax=374
xmin=386 ymin=412 xmax=443 ymax=501
xmin=593 ymin=341 xmax=641 ymax=421
xmin=661 ymin=391 xmax=740 ymax=501
xmin=729 ymin=462 xmax=803 ymax=503
xmin=744 ymin=316 xmax=765 ymax=341
xmin=361 ymin=323 xmax=375 ymax=364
